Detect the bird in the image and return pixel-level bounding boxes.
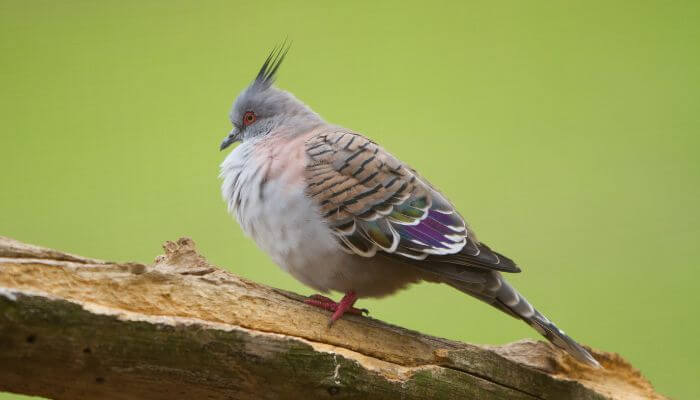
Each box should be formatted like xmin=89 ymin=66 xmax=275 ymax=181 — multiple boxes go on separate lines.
xmin=219 ymin=45 xmax=600 ymax=368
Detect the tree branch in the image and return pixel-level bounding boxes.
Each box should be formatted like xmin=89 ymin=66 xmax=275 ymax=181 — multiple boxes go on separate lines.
xmin=0 ymin=236 xmax=664 ymax=399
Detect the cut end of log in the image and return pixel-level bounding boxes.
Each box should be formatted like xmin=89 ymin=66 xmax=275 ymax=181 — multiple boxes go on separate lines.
xmin=0 ymin=236 xmax=666 ymax=400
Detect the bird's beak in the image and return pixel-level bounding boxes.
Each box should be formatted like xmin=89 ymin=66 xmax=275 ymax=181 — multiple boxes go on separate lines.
xmin=219 ymin=128 xmax=240 ymax=151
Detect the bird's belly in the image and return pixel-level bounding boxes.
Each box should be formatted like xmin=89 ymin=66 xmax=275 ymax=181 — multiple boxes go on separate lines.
xmin=233 ymin=175 xmax=344 ymax=291
xmin=236 ymin=180 xmax=421 ymax=297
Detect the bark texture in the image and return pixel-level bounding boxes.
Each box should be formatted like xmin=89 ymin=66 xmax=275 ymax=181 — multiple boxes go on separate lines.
xmin=0 ymin=236 xmax=664 ymax=399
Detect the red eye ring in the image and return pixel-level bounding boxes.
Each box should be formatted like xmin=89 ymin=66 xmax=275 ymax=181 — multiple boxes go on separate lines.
xmin=243 ymin=111 xmax=256 ymax=126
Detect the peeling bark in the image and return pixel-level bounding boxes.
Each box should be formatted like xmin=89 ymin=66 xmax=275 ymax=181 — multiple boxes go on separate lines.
xmin=0 ymin=236 xmax=665 ymax=399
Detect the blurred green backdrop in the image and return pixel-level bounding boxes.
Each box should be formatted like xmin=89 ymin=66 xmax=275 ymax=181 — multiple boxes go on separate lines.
xmin=1 ymin=1 xmax=698 ymax=398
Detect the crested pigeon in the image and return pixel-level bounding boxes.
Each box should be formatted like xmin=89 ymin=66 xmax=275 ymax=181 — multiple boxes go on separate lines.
xmin=219 ymin=46 xmax=600 ymax=367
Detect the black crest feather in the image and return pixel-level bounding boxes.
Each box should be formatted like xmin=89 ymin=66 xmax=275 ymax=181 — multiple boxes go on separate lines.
xmin=254 ymin=42 xmax=291 ymax=89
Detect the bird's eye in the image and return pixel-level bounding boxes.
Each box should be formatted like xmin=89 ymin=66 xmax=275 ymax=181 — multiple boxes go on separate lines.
xmin=243 ymin=111 xmax=256 ymax=126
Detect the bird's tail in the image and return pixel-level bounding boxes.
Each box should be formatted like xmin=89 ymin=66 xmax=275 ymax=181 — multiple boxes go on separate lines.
xmin=450 ymin=272 xmax=600 ymax=367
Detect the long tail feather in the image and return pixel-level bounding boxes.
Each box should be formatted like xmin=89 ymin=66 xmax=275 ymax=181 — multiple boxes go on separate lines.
xmin=450 ymin=272 xmax=600 ymax=367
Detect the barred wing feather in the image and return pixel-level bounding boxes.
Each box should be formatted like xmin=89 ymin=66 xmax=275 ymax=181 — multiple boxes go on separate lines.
xmin=304 ymin=130 xmax=519 ymax=273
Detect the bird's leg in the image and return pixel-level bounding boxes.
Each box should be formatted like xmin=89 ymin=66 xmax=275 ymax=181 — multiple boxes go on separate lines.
xmin=303 ymin=291 xmax=368 ymax=326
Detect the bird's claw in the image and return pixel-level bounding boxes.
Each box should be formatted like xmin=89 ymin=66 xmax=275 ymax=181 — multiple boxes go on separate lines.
xmin=304 ymin=292 xmax=368 ymax=326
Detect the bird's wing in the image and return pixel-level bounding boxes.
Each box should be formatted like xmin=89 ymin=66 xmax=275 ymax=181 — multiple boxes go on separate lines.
xmin=304 ymin=130 xmax=519 ymax=273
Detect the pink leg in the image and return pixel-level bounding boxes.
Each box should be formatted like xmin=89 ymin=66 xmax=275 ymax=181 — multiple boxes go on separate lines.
xmin=303 ymin=291 xmax=368 ymax=326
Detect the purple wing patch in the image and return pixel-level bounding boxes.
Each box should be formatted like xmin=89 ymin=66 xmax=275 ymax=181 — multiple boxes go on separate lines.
xmin=389 ymin=196 xmax=467 ymax=258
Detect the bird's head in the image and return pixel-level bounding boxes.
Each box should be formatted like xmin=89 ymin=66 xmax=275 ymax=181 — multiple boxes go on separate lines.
xmin=220 ymin=45 xmax=322 ymax=150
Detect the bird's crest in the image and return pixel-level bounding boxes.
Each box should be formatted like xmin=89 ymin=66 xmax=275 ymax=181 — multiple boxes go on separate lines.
xmin=254 ymin=42 xmax=291 ymax=90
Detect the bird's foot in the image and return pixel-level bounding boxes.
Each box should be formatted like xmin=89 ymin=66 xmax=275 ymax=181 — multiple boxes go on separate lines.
xmin=304 ymin=292 xmax=368 ymax=326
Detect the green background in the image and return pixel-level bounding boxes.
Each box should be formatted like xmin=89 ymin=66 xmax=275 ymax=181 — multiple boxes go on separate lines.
xmin=1 ymin=1 xmax=698 ymax=398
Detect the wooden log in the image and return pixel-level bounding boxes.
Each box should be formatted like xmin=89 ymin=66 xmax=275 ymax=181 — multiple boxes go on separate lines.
xmin=0 ymin=236 xmax=665 ymax=399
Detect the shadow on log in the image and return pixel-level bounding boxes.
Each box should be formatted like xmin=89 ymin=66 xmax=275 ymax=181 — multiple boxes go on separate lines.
xmin=0 ymin=236 xmax=665 ymax=399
